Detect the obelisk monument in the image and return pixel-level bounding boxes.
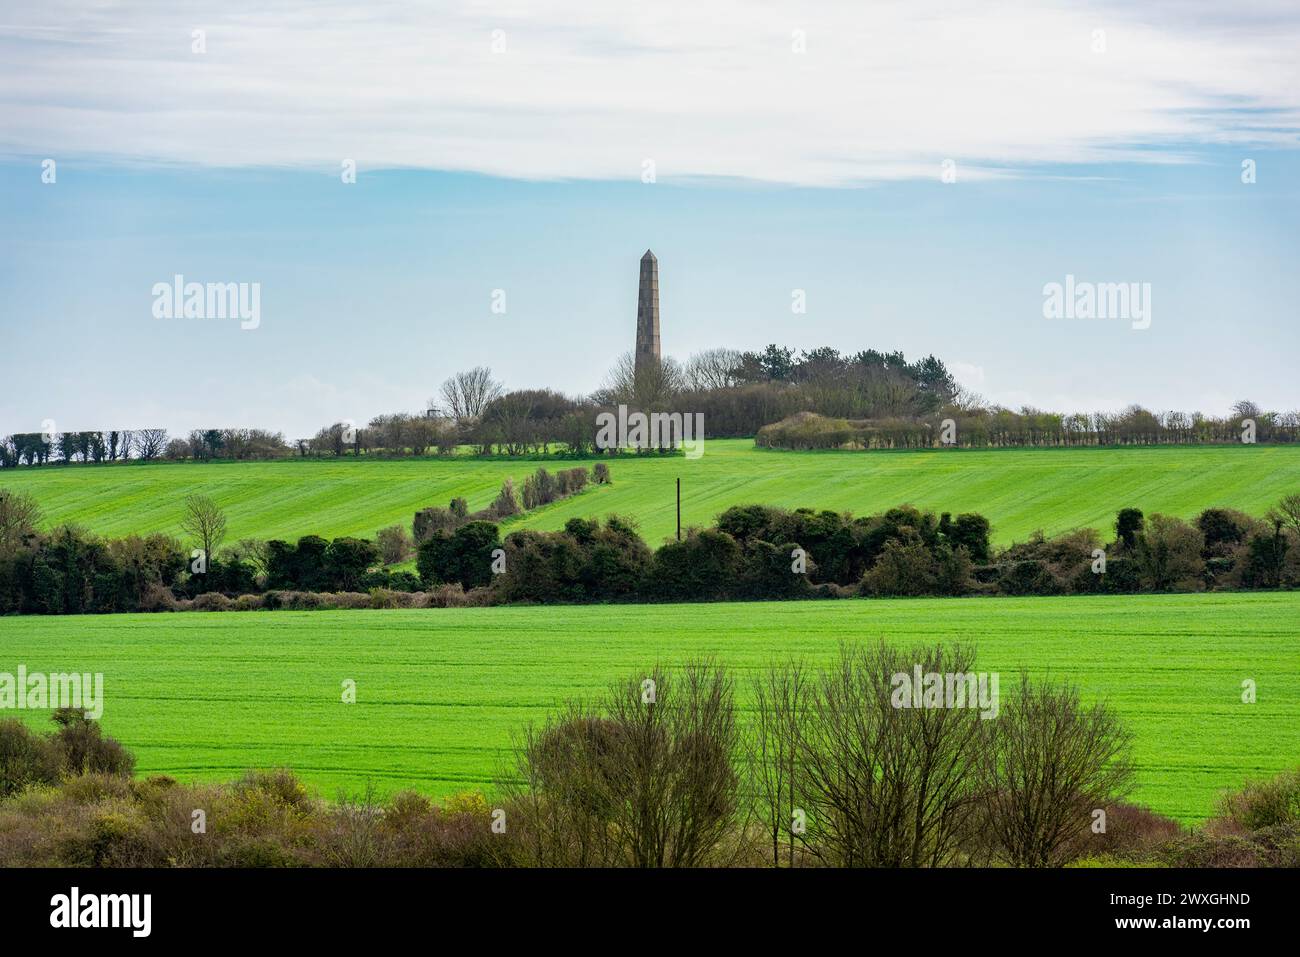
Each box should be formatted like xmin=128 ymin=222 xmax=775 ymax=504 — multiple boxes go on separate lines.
xmin=634 ymin=249 xmax=660 ymax=377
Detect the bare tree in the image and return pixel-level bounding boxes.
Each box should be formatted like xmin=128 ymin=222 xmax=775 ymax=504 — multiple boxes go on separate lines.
xmin=1231 ymin=399 xmax=1262 ymax=420
xmin=593 ymin=351 xmax=684 ymax=410
xmin=750 ymin=658 xmax=811 ymax=867
xmin=439 ymin=367 xmax=503 ymax=425
xmin=0 ymin=489 xmax=42 ymax=558
xmin=976 ymin=674 xmax=1133 ymax=867
xmin=795 ymin=641 xmax=985 ymax=867
xmin=136 ymin=429 xmax=168 ymax=461
xmin=504 ymin=661 xmax=744 ymax=868
xmin=180 ymin=494 xmax=227 ymax=569
xmin=684 ymin=348 xmax=743 ymax=391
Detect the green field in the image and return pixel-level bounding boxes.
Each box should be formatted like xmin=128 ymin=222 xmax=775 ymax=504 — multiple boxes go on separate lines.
xmin=4 ymin=441 xmax=1300 ymax=547
xmin=1 ymin=592 xmax=1294 ymax=823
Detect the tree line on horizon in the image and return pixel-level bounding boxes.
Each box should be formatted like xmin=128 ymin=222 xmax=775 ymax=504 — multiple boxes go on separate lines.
xmin=3 ymin=345 xmax=1297 ymax=466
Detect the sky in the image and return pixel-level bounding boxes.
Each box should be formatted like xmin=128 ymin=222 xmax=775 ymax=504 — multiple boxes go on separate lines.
xmin=1 ymin=0 xmax=1298 ymax=439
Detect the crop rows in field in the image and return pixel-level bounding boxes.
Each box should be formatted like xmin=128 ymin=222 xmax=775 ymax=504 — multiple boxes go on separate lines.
xmin=5 ymin=441 xmax=1300 ymax=549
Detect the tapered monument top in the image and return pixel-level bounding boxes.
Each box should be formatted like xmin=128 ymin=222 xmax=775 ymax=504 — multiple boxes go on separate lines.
xmin=642 ymin=249 xmax=656 ymax=262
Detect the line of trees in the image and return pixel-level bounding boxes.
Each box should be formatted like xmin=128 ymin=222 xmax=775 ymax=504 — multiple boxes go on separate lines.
xmin=6 ymin=482 xmax=1296 ymax=616
xmin=8 ymin=349 xmax=1294 ymax=467
xmin=0 ymin=429 xmax=294 ymax=467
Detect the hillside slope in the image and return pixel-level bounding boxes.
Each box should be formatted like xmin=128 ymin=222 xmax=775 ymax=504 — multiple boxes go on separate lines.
xmin=3 ymin=440 xmax=1299 ymax=546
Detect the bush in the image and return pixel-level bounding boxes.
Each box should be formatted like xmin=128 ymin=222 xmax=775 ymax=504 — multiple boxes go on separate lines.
xmin=49 ymin=709 xmax=136 ymax=778
xmin=505 ymin=663 xmax=742 ymax=867
xmin=192 ymin=591 xmax=232 ymax=611
xmin=376 ymin=525 xmax=413 ymax=565
xmin=975 ymin=676 xmax=1134 ymax=867
xmin=592 ymin=462 xmax=611 ymax=484
xmin=417 ymin=521 xmax=501 ymax=589
xmin=1135 ymin=514 xmax=1205 ymax=591
xmin=1216 ymin=767 xmax=1300 ymax=831
xmin=1064 ymin=803 xmax=1182 ymax=862
xmin=489 ymin=478 xmax=520 ymax=519
xmin=861 ymin=539 xmax=937 ymax=596
xmin=0 ymin=720 xmax=59 ymax=798
xmin=413 ymin=506 xmax=461 ymax=544
xmin=642 ymin=530 xmax=742 ymax=602
xmin=755 ymin=411 xmax=857 ymax=450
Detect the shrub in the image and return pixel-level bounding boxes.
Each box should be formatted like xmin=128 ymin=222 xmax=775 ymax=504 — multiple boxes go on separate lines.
xmin=592 ymin=462 xmax=610 ymax=484
xmin=489 ymin=478 xmax=521 ymax=519
xmin=642 ymin=529 xmax=742 ymax=602
xmin=945 ymin=513 xmax=991 ymax=562
xmin=1135 ymin=514 xmax=1204 ymax=591
xmin=376 ymin=525 xmax=413 ymax=565
xmin=505 ymin=662 xmax=742 ymax=867
xmin=1115 ymin=508 xmax=1145 ymax=551
xmin=192 ymin=591 xmax=232 ymax=612
xmin=233 ymin=593 xmax=266 ymax=611
xmin=1065 ymin=803 xmax=1182 ymax=862
xmin=1216 ymin=767 xmax=1300 ymax=831
xmin=1196 ymin=508 xmax=1256 ymax=558
xmin=862 ymin=540 xmax=937 ymax=597
xmin=785 ymin=641 xmax=986 ymax=867
xmin=0 ymin=720 xmax=59 ymax=798
xmin=49 ymin=709 xmax=136 ymax=778
xmin=755 ymin=411 xmax=857 ymax=450
xmin=413 ymin=506 xmax=461 ymax=543
xmin=975 ymin=675 xmax=1134 ymax=867
xmin=417 ymin=521 xmax=501 ymax=589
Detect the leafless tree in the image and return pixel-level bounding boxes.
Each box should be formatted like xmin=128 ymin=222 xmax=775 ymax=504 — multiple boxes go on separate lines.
xmin=439 ymin=367 xmax=503 ymax=425
xmin=1231 ymin=399 xmax=1262 ymax=420
xmin=136 ymin=429 xmax=168 ymax=461
xmin=795 ymin=641 xmax=984 ymax=867
xmin=750 ymin=658 xmax=812 ymax=867
xmin=684 ymin=348 xmax=743 ymax=391
xmin=504 ymin=662 xmax=744 ymax=867
xmin=376 ymin=525 xmax=413 ymax=565
xmin=180 ymin=494 xmax=227 ymax=568
xmin=975 ymin=674 xmax=1133 ymax=867
xmin=0 ymin=489 xmax=42 ymax=558
xmin=593 ymin=351 xmax=685 ymax=409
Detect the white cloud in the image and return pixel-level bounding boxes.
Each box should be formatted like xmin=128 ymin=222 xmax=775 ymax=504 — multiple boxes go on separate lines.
xmin=1 ymin=0 xmax=1297 ymax=185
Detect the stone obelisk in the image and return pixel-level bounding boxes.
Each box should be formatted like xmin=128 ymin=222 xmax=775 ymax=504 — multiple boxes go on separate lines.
xmin=634 ymin=249 xmax=660 ymax=378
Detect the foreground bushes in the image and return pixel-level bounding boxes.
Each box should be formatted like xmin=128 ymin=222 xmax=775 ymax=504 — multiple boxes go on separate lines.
xmin=0 ymin=710 xmax=135 ymax=799
xmin=1 ymin=661 xmax=1296 ymax=868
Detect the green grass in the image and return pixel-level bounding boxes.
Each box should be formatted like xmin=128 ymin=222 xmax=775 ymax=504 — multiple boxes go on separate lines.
xmin=4 ymin=441 xmax=1300 ymax=547
xmin=1 ymin=591 xmax=1295 ymax=823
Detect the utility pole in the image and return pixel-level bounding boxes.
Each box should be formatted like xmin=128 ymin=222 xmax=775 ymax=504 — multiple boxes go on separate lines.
xmin=676 ymin=477 xmax=681 ymax=541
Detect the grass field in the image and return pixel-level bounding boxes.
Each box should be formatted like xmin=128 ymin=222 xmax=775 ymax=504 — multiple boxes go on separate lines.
xmin=1 ymin=591 xmax=1295 ymax=823
xmin=4 ymin=441 xmax=1300 ymax=547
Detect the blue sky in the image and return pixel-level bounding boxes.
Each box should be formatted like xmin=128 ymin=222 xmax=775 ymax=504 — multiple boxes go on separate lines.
xmin=1 ymin=1 xmax=1298 ymax=438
